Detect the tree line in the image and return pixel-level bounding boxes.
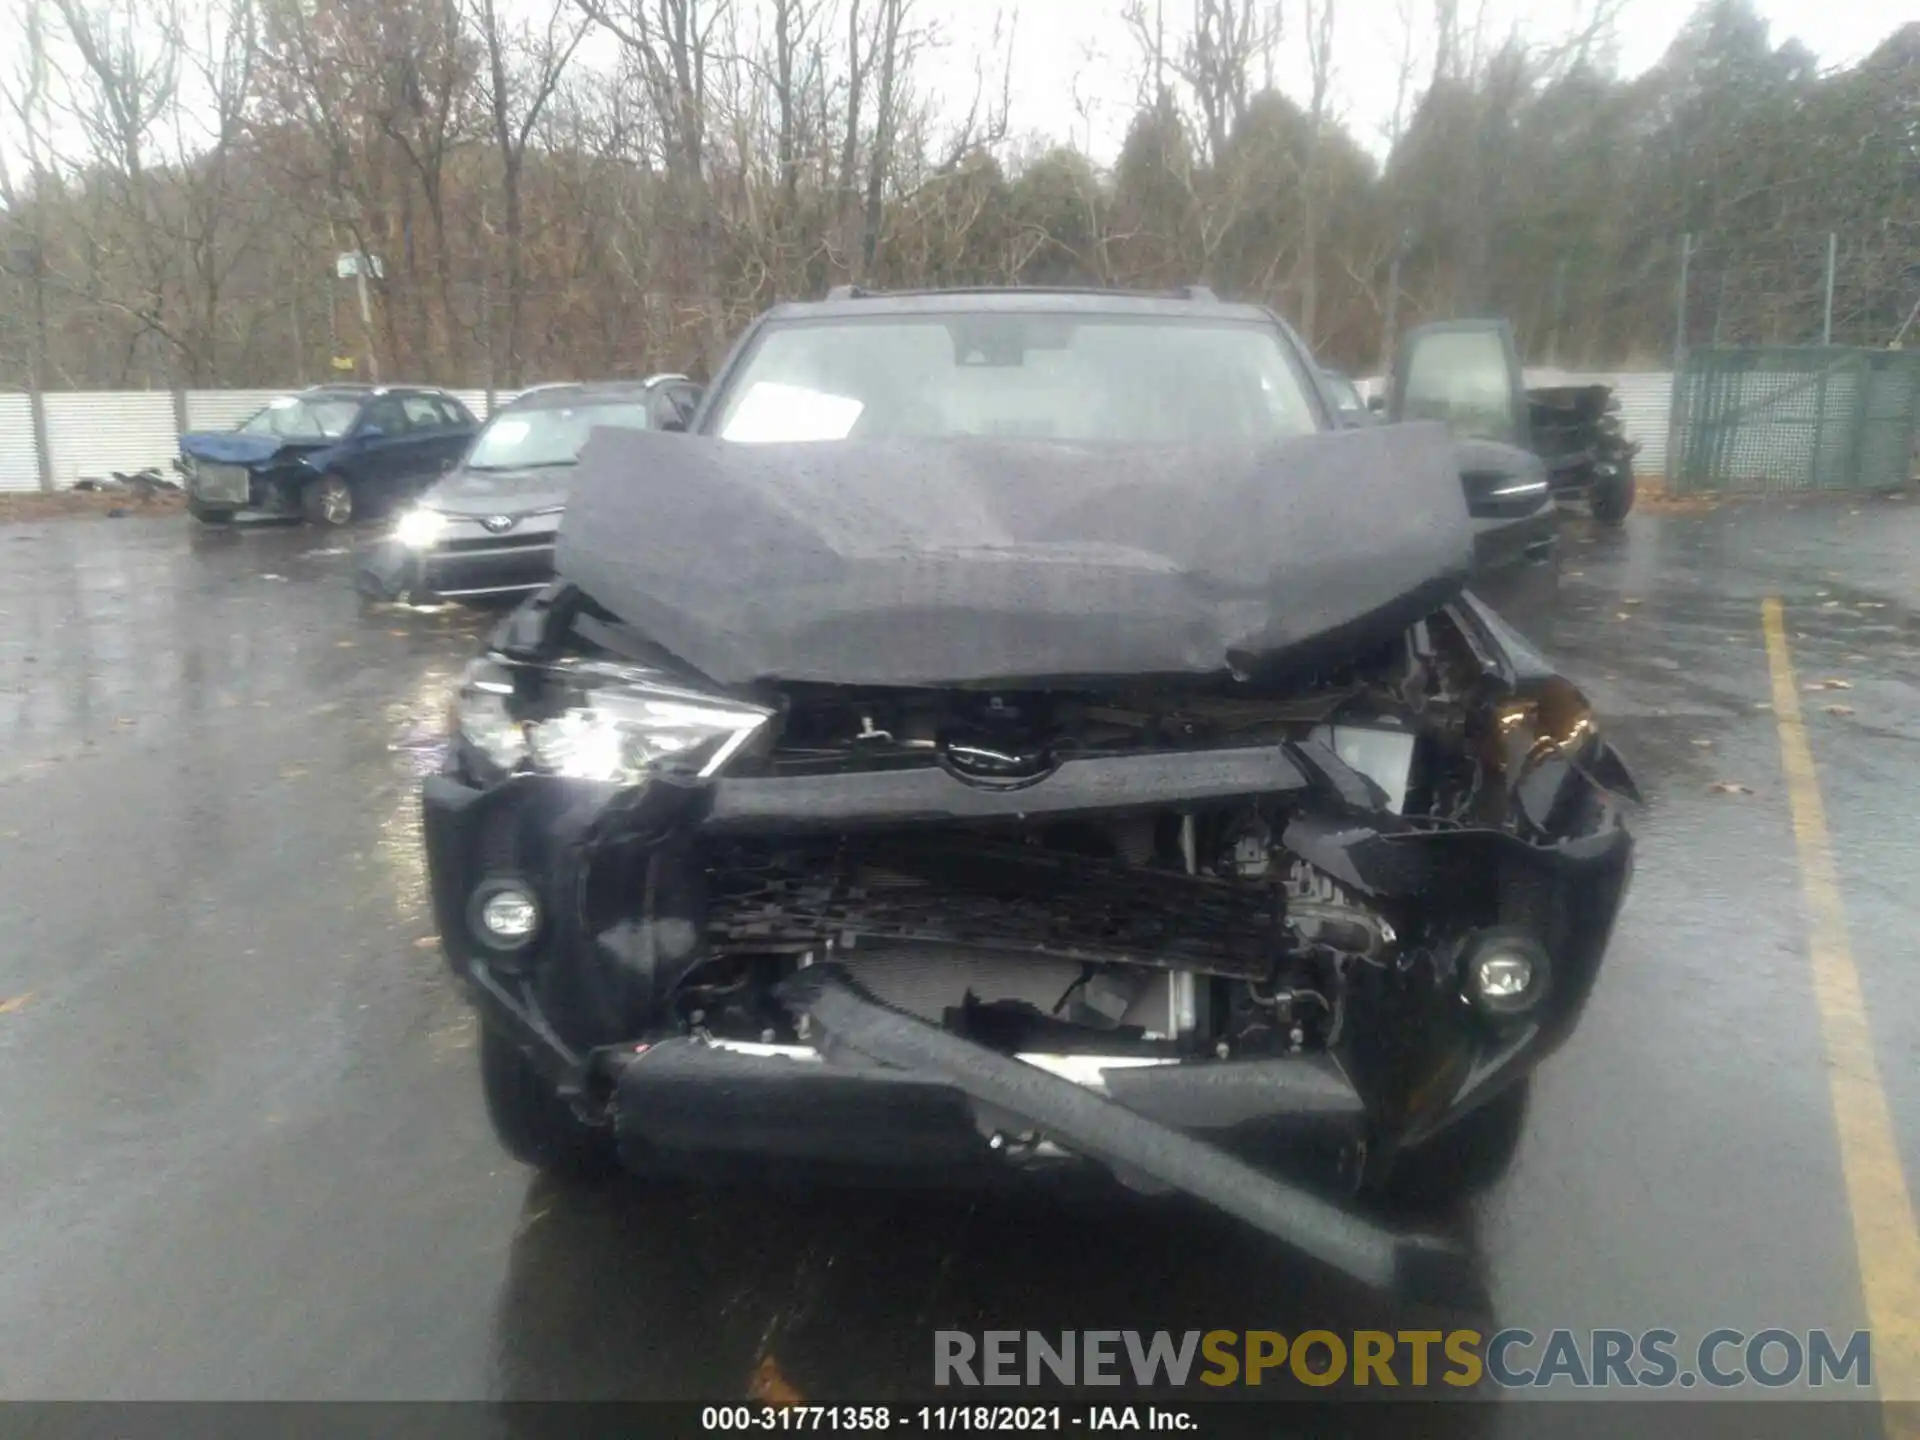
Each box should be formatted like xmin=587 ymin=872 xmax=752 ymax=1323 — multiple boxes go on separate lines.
xmin=0 ymin=0 xmax=1914 ymax=393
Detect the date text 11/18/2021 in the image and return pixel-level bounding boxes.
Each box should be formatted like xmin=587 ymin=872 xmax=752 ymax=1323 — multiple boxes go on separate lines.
xmin=701 ymin=1406 xmax=1196 ymax=1432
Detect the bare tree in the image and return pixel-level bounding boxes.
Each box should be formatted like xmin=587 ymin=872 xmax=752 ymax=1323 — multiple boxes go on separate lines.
xmin=374 ymin=0 xmax=476 ymax=377
xmin=470 ymin=0 xmax=587 ymax=385
xmin=48 ymin=0 xmax=189 ymax=380
xmin=0 ymin=0 xmax=58 ymax=402
xmin=857 ymin=0 xmax=907 ymax=277
xmin=1295 ymin=0 xmax=1333 ymax=344
xmin=167 ymin=0 xmax=261 ymax=382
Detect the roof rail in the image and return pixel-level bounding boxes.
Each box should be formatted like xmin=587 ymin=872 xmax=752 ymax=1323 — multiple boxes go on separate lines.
xmin=817 ymin=283 xmax=1224 ymax=303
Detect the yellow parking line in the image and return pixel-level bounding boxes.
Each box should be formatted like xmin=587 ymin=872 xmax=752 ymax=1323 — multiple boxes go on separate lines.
xmin=1762 ymin=597 xmax=1920 ymax=1407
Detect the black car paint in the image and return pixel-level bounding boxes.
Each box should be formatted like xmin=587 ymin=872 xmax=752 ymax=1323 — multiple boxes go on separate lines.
xmin=421 ymin=291 xmax=1633 ymax=1283
xmin=419 ymin=586 xmax=1634 ymax=1293
xmin=683 ymin=295 xmax=1555 ymax=598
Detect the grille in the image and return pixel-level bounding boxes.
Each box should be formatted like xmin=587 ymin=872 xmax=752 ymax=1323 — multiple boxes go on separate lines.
xmin=704 ymin=833 xmax=1285 ymax=978
xmin=192 ymin=461 xmax=251 ymax=505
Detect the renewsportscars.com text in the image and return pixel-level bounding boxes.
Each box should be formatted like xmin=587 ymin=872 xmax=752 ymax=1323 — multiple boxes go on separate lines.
xmin=932 ymin=1329 xmax=1873 ymax=1390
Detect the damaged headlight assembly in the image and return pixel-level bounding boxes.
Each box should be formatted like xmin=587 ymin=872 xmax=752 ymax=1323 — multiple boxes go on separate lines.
xmin=453 ymin=656 xmax=774 ymax=784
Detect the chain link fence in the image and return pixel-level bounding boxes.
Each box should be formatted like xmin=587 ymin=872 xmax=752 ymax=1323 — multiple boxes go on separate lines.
xmin=1668 ymin=348 xmax=1920 ymax=494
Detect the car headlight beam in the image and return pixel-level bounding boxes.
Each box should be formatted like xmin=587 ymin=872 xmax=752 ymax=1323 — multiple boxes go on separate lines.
xmin=395 ymin=507 xmax=448 ymax=550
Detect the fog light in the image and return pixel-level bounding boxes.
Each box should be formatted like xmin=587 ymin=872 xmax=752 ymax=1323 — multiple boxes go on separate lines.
xmin=1475 ymin=951 xmax=1533 ymax=999
xmin=1461 ymin=928 xmax=1550 ymax=1018
xmin=468 ymin=879 xmax=540 ymax=952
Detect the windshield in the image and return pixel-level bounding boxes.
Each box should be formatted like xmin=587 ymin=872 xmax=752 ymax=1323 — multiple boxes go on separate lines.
xmin=465 ymin=399 xmax=656 ymax=470
xmin=708 ymin=315 xmax=1322 ymax=444
xmin=240 ymin=395 xmax=362 ymax=440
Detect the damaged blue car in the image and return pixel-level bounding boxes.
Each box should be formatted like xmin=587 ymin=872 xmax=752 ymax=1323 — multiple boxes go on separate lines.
xmin=181 ymin=384 xmax=478 ymax=527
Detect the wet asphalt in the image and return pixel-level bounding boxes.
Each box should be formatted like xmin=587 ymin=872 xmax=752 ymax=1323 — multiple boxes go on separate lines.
xmin=0 ymin=499 xmax=1916 ymax=1416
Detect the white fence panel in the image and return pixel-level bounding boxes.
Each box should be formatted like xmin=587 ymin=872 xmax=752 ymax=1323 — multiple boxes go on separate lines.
xmin=0 ymin=393 xmax=39 ymax=492
xmin=452 ymin=389 xmax=520 ymax=420
xmin=186 ymin=389 xmax=284 ymax=432
xmin=44 ymin=392 xmax=179 ymax=489
xmin=1609 ymin=372 xmax=1672 ymax=478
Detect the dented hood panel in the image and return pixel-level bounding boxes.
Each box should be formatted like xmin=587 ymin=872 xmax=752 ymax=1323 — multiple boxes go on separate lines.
xmin=179 ymin=431 xmax=332 ymax=468
xmin=554 ymin=423 xmax=1475 ymax=688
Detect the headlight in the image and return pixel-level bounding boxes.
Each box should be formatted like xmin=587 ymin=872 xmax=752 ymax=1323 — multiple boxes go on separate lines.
xmin=395 ymin=507 xmax=448 ymax=550
xmin=453 ymin=656 xmax=772 ymax=784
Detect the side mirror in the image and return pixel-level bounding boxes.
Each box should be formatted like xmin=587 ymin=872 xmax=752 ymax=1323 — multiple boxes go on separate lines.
xmin=1366 ymin=394 xmax=1386 ymax=414
xmin=658 ymin=387 xmax=700 ymax=433
xmin=359 ymin=423 xmax=386 ymax=440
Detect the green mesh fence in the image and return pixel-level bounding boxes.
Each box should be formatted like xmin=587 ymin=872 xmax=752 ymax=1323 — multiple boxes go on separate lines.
xmin=1668 ymin=347 xmax=1920 ymax=494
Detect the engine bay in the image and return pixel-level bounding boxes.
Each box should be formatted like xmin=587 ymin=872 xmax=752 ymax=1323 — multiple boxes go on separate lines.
xmin=658 ymin=608 xmax=1531 ymax=1066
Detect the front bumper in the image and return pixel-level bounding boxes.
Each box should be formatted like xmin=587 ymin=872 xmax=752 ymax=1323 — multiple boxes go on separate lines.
xmin=357 ymin=533 xmax=555 ymax=602
xmin=423 ymin=728 xmax=1635 ymax=1160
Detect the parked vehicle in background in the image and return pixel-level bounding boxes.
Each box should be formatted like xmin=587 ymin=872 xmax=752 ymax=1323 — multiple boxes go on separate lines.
xmin=180 ymin=385 xmax=478 ymax=527
xmin=355 ymin=375 xmax=701 ymax=605
xmin=1392 ymin=320 xmax=1636 ymax=523
xmin=1527 ymin=384 xmax=1639 ymax=522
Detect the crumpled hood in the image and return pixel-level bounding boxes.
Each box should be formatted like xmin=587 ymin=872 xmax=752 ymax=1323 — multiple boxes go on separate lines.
xmin=422 ymin=466 xmax=570 ymax=519
xmin=179 ymin=431 xmax=332 ymax=467
xmin=554 ymin=423 xmax=1476 ymax=690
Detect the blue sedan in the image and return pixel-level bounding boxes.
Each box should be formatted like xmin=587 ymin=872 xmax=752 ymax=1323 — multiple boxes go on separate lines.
xmin=180 ymin=384 xmax=479 ymax=526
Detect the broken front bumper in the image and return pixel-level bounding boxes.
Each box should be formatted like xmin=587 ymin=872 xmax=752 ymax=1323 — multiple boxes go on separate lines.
xmin=423 ymin=728 xmax=1634 ymax=1163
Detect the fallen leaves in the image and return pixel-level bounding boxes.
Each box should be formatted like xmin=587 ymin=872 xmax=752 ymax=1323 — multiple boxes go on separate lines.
xmin=1690 ymin=738 xmax=1714 ymax=747
xmin=1803 ymin=678 xmax=1854 ymax=691
xmin=1823 ymin=705 xmax=1856 ymax=717
xmin=0 ymin=993 xmax=32 ymax=1014
xmin=413 ymin=935 xmax=440 ymax=950
xmin=1709 ymin=782 xmax=1755 ymax=795
xmin=750 ymin=1355 xmax=807 ymax=1407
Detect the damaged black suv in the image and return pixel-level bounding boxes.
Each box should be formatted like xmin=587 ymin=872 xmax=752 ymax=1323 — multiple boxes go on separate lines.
xmin=422 ymin=287 xmax=1636 ymax=1296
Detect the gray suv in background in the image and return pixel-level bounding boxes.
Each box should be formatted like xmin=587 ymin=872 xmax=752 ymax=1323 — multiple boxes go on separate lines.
xmin=356 ymin=375 xmax=701 ymax=605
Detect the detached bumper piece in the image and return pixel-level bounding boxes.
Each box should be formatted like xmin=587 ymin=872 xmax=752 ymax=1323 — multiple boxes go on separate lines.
xmin=623 ymin=966 xmax=1470 ymax=1306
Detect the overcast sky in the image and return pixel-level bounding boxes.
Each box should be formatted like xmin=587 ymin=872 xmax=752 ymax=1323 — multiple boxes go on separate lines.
xmin=2 ymin=0 xmax=1909 ymax=177
xmin=929 ymin=0 xmax=1913 ymax=163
